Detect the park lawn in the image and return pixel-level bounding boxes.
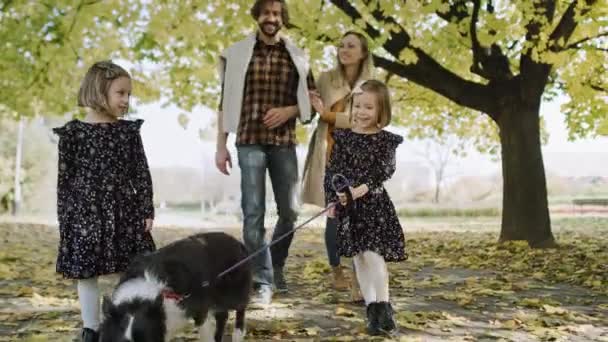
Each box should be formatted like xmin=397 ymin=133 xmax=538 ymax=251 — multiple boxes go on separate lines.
xmin=0 ymin=217 xmax=606 ymax=341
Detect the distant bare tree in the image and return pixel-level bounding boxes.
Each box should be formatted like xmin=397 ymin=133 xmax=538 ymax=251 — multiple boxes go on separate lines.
xmin=416 ymin=136 xmax=463 ymax=203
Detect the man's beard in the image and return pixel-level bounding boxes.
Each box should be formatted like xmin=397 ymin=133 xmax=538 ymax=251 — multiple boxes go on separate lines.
xmin=259 ymin=21 xmax=280 ymax=37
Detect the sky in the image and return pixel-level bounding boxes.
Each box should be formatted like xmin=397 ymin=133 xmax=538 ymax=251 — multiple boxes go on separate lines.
xmin=132 ymin=94 xmax=607 ymax=179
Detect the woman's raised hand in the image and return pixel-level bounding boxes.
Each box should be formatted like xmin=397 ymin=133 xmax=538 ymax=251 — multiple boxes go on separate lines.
xmin=309 ymin=90 xmax=324 ymax=114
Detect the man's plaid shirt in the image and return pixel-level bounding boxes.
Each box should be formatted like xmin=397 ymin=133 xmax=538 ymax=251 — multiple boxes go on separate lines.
xmin=221 ymin=37 xmax=315 ymax=146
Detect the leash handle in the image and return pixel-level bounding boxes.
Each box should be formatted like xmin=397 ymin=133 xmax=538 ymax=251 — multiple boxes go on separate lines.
xmin=331 ymin=173 xmax=355 ymax=215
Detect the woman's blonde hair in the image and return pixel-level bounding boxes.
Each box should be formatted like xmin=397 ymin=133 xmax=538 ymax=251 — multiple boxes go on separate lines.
xmin=329 ymin=31 xmax=374 ymax=88
xmin=78 ymin=60 xmax=130 ymax=114
xmin=356 ymin=79 xmax=392 ymax=128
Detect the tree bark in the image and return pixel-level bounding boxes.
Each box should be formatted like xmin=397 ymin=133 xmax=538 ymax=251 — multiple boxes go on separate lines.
xmin=434 ymin=183 xmax=440 ymax=204
xmin=497 ymin=96 xmax=556 ymax=248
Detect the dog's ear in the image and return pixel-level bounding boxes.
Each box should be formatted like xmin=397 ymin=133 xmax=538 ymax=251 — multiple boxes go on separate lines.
xmin=102 ymin=295 xmax=116 ymax=318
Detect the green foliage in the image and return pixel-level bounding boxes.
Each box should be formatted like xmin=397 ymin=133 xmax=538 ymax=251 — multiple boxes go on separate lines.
xmin=2 ymin=0 xmax=606 ymax=148
xmin=598 ymin=117 xmax=608 ymax=136
xmin=0 ymin=1 xmax=158 ymax=118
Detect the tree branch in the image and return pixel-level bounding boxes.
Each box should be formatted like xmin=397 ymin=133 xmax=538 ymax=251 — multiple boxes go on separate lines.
xmin=584 ymin=80 xmax=608 ymax=93
xmin=564 ymin=31 xmax=608 ymax=50
xmin=520 ymin=0 xmax=557 ymax=98
xmin=469 ymin=0 xmax=513 ymax=81
xmin=469 ymin=0 xmax=485 ymax=76
xmin=328 ymin=0 xmax=381 ymax=39
xmin=329 ymin=0 xmax=498 ymax=117
xmin=521 ymin=0 xmax=599 ymax=98
xmin=26 ymin=0 xmax=95 ymax=89
xmin=548 ymin=0 xmax=598 ymax=52
xmin=373 ymin=54 xmax=498 ymax=118
xmin=361 ymin=0 xmax=411 ymax=52
xmin=331 ymin=0 xmax=497 ymax=116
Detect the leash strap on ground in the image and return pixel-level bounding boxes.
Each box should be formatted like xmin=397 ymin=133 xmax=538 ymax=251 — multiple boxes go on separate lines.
xmin=201 ymin=174 xmax=351 ymax=287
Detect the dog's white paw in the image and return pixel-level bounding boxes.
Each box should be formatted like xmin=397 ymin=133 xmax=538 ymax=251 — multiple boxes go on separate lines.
xmin=198 ymin=315 xmax=216 ymax=341
xmin=232 ymin=328 xmax=245 ymax=342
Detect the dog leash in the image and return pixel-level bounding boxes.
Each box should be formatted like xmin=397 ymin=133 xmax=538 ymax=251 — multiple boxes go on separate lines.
xmin=201 ymin=174 xmax=352 ymax=287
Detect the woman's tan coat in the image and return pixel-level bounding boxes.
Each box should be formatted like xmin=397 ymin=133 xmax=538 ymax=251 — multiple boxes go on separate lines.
xmin=301 ymin=61 xmax=373 ymax=207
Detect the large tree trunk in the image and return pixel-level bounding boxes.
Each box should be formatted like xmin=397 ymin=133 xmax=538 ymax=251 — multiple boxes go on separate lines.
xmin=497 ymin=97 xmax=556 ymax=248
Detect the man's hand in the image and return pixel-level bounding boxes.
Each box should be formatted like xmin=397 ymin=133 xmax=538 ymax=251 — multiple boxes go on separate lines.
xmin=263 ymin=106 xmax=298 ymax=129
xmin=215 ymin=147 xmax=232 ymax=175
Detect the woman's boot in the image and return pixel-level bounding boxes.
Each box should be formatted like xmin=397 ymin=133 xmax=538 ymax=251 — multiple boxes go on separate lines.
xmin=350 ymin=271 xmax=364 ymax=304
xmin=331 ymin=266 xmax=349 ymax=290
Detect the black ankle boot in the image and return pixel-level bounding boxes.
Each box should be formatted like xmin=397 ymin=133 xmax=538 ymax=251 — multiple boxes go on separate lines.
xmin=377 ymin=302 xmax=397 ymax=333
xmin=82 ymin=328 xmax=99 ymax=342
xmin=366 ymin=302 xmax=381 ymax=335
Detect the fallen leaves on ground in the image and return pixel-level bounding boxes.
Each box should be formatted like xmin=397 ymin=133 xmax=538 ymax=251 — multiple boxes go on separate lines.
xmin=0 ymin=217 xmax=607 ymax=341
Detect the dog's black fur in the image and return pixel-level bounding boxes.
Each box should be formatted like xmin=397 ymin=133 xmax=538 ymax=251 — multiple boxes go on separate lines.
xmin=99 ymin=232 xmax=252 ymax=342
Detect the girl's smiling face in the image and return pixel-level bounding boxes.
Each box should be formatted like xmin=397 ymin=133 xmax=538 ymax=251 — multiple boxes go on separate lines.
xmin=352 ymin=91 xmax=379 ymax=131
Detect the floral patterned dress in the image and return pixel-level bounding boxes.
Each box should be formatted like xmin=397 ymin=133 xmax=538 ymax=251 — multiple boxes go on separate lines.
xmin=324 ymin=129 xmax=407 ymax=262
xmin=53 ymin=119 xmax=156 ymax=279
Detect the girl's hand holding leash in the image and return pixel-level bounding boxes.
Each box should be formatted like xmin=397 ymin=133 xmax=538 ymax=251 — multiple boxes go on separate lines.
xmin=336 ymin=184 xmax=369 ymax=204
xmin=144 ymin=218 xmax=154 ymax=232
xmin=353 ymin=184 xmax=369 ymax=199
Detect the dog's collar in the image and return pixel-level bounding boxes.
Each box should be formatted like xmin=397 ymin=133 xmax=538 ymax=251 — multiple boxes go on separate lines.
xmin=161 ymin=289 xmax=187 ymax=302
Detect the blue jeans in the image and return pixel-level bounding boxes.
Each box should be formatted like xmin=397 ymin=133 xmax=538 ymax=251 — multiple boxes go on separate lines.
xmin=237 ymin=145 xmax=299 ymax=286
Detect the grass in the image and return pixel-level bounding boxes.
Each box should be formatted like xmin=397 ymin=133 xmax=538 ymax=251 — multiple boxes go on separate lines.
xmin=397 ymin=207 xmax=501 ymax=217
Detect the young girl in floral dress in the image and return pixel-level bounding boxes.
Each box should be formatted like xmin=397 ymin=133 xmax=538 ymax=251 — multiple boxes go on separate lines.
xmin=324 ymin=80 xmax=406 ymax=336
xmin=53 ymin=61 xmax=156 ymax=342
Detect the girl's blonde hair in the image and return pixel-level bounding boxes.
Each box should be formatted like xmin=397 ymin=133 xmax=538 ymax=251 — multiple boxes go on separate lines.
xmin=357 ymin=79 xmax=392 ymax=128
xmin=329 ymin=31 xmax=374 ymax=88
xmin=78 ymin=60 xmax=130 ymax=114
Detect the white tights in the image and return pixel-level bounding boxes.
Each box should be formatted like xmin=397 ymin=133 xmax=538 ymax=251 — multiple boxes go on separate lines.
xmin=353 ymin=251 xmax=389 ymax=305
xmin=77 ymin=277 xmax=100 ymax=331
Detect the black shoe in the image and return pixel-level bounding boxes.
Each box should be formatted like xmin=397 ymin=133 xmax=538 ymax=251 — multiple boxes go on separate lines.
xmin=273 ymin=268 xmax=288 ymax=293
xmin=377 ymin=302 xmax=397 ymax=334
xmin=366 ymin=302 xmax=381 ymax=336
xmin=81 ymin=328 xmax=99 ymax=342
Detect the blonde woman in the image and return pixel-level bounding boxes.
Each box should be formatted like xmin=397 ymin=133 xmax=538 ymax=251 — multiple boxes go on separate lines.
xmin=302 ymin=31 xmax=373 ymax=300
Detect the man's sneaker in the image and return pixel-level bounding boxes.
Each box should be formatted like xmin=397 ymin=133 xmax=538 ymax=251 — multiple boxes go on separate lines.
xmin=251 ymin=284 xmax=273 ymax=305
xmin=273 ymin=268 xmax=288 ymax=293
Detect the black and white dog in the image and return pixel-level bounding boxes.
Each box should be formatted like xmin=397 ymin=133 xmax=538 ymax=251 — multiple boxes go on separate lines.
xmin=99 ymin=232 xmax=252 ymax=342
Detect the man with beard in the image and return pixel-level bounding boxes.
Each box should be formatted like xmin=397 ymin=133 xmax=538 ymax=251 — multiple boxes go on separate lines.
xmin=215 ymin=0 xmax=316 ymax=305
